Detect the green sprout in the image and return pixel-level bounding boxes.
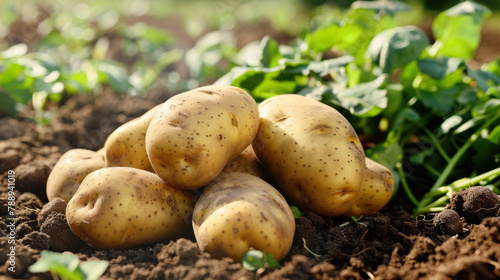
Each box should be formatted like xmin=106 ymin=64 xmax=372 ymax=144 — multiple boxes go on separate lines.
xmin=28 ymin=251 xmax=109 ymax=280
xmin=241 ymin=249 xmax=282 ymax=271
xmin=340 ymin=215 xmax=366 ymax=227
xmin=290 ymin=206 xmax=305 ymax=218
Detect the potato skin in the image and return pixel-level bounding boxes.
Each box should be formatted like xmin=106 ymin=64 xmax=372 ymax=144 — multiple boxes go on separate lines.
xmin=104 ymin=105 xmax=161 ymax=172
xmin=341 ymin=158 xmax=394 ymax=217
xmin=46 ymin=149 xmax=105 ymax=202
xmin=192 ymin=172 xmax=295 ymax=262
xmin=252 ymin=94 xmax=365 ymax=217
xmin=146 ymin=85 xmax=259 ymax=190
xmin=66 ymin=167 xmax=195 ymax=249
xmin=220 ymin=145 xmax=266 ymax=179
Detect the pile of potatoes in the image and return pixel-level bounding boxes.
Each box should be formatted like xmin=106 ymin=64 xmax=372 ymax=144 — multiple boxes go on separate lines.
xmin=47 ymin=85 xmax=394 ymax=262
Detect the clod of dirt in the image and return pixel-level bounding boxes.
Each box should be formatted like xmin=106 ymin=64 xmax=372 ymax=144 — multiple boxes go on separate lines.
xmin=433 ymin=209 xmax=463 ymax=236
xmin=0 ymin=149 xmax=22 ymax=174
xmin=38 ymin=197 xmax=67 ymax=226
xmin=40 ymin=212 xmax=80 ymax=252
xmin=1 ymin=242 xmax=38 ymax=278
xmin=16 ymin=192 xmax=43 ymax=220
xmin=21 ymin=231 xmax=51 ymax=250
xmin=14 ymin=162 xmax=52 ymax=197
xmin=0 ymin=117 xmax=25 ymax=140
xmin=447 ymin=186 xmax=500 ymax=224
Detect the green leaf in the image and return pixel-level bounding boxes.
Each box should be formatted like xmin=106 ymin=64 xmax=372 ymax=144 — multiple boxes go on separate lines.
xmin=300 ymin=56 xmax=355 ymax=76
xmin=392 ymin=107 xmax=420 ymax=130
xmin=366 ymin=141 xmax=403 ymax=171
xmin=471 ymin=125 xmax=500 ymax=171
xmin=431 ymin=1 xmax=491 ymax=59
xmin=265 ymin=253 xmax=282 ymax=269
xmin=230 ymin=66 xmax=298 ymax=101
xmin=96 ymin=61 xmax=133 ymax=93
xmin=79 ymin=260 xmax=109 ymax=280
xmin=467 ymin=64 xmax=500 ymax=93
xmin=307 ymin=24 xmax=340 ymax=53
xmin=0 ymin=91 xmax=18 ymax=117
xmin=260 ymin=36 xmax=282 ymax=68
xmin=241 ymin=249 xmax=265 ymax=271
xmin=0 ymin=62 xmax=24 ymax=84
xmin=290 ymin=206 xmax=305 ymax=218
xmin=418 ymin=57 xmax=464 ymax=80
xmin=28 ymin=251 xmax=84 ymax=280
xmin=328 ymin=75 xmax=388 ymax=117
xmin=336 ymin=8 xmax=398 ymax=62
xmin=419 ymin=87 xmax=459 ymax=115
xmin=62 ymin=72 xmax=91 ymax=94
xmin=351 ymin=0 xmax=412 ymax=16
xmin=367 ymin=25 xmax=429 ymax=74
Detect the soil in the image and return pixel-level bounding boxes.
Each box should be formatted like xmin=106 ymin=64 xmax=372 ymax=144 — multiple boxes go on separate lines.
xmin=2 ymin=9 xmax=500 ymax=280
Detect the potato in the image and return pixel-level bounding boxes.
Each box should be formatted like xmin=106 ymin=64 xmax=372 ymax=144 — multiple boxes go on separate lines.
xmin=104 ymin=105 xmax=161 ymax=172
xmin=46 ymin=149 xmax=105 ymax=202
xmin=252 ymin=94 xmax=365 ymax=217
xmin=220 ymin=145 xmax=266 ymax=179
xmin=192 ymin=172 xmax=295 ymax=262
xmin=341 ymin=158 xmax=394 ymax=217
xmin=66 ymin=167 xmax=195 ymax=249
xmin=146 ymin=85 xmax=259 ymax=190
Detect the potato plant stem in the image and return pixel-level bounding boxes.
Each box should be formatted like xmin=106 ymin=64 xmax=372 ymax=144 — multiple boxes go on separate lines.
xmin=414 ymin=166 xmax=500 ymax=216
xmin=414 ymin=110 xmax=500 ymax=216
xmin=397 ymin=162 xmax=419 ymax=206
xmin=420 ymin=125 xmax=451 ymax=162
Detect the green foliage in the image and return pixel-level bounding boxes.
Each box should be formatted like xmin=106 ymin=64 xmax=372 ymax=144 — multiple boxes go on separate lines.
xmin=28 ymin=251 xmax=108 ymax=280
xmin=220 ymin=0 xmax=500 ymax=216
xmin=241 ymin=249 xmax=282 ymax=271
xmin=0 ymin=3 xmax=182 ymax=122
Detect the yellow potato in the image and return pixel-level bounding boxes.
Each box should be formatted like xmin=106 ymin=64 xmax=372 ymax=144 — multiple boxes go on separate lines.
xmin=341 ymin=158 xmax=394 ymax=217
xmin=46 ymin=149 xmax=105 ymax=202
xmin=220 ymin=145 xmax=266 ymax=179
xmin=104 ymin=105 xmax=161 ymax=172
xmin=192 ymin=172 xmax=295 ymax=262
xmin=252 ymin=94 xmax=365 ymax=217
xmin=146 ymin=85 xmax=259 ymax=190
xmin=66 ymin=167 xmax=195 ymax=249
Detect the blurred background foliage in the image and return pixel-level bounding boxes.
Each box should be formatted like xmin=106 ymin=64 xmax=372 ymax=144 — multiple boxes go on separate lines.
xmin=0 ymin=0 xmax=498 ymax=122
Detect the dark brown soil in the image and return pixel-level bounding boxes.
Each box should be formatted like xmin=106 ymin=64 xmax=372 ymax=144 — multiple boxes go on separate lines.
xmin=1 ymin=90 xmax=500 ymax=280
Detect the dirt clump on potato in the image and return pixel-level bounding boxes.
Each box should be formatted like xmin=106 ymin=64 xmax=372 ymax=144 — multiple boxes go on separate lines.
xmin=447 ymin=186 xmax=500 ymax=224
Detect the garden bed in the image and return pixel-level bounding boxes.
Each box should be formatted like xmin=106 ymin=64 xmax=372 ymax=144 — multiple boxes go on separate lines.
xmin=1 ymin=89 xmax=500 ymax=280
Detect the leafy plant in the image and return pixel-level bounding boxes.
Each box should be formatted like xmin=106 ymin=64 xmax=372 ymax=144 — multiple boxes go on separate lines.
xmin=28 ymin=250 xmax=108 ymax=280
xmin=241 ymin=249 xmax=282 ymax=271
xmin=0 ymin=3 xmax=182 ymax=123
xmin=220 ymin=0 xmax=500 ymax=216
